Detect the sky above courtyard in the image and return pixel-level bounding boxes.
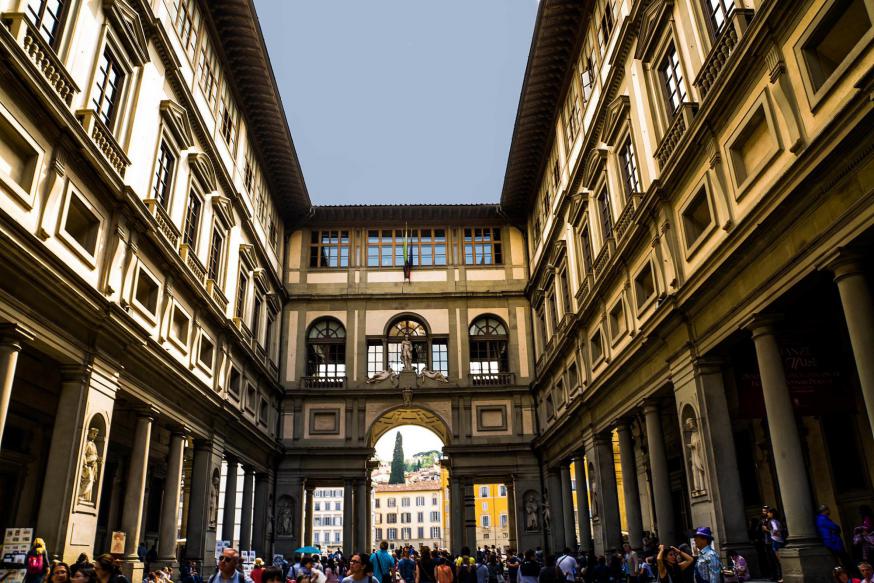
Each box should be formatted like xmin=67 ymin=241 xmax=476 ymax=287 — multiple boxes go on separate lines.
xmin=254 ymin=0 xmax=538 ymax=205
xmin=374 ymin=426 xmax=444 ymax=461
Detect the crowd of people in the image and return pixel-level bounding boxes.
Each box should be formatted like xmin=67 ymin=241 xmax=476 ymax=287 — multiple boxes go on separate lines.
xmin=15 ymin=503 xmax=874 ymax=583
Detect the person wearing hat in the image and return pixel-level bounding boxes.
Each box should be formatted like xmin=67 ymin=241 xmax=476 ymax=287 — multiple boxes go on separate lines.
xmin=692 ymin=528 xmax=722 ymax=583
xmin=252 ymin=559 xmax=265 ymax=583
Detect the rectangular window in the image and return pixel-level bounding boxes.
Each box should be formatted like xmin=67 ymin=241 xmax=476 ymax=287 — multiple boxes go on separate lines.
xmin=430 ymin=527 xmax=441 ymax=539
xmin=26 ymin=0 xmax=64 ymax=46
xmin=479 ymin=486 xmax=489 ymax=497
xmin=182 ymin=190 xmax=203 ymax=250
xmin=417 ymin=512 xmax=424 ymax=522
xmin=432 ymin=496 xmax=438 ymax=506
xmin=366 ymin=228 xmax=447 ymax=267
xmin=597 ymin=1 xmax=615 ymax=53
xmin=220 ymin=87 xmax=238 ymax=153
xmin=387 ymin=513 xmax=397 ymax=523
xmin=463 ymin=227 xmax=503 ymax=265
xmin=375 ymin=499 xmax=381 ymax=509
xmin=500 ymin=514 xmax=508 ymax=528
xmin=207 ymin=224 xmax=226 ymax=282
xmin=416 ymin=496 xmax=425 ymax=506
xmin=251 ymin=294 xmax=262 ymax=342
xmin=387 ymin=498 xmax=396 ymax=508
xmin=579 ymin=225 xmax=594 ymax=274
xmin=704 ymin=0 xmax=734 ymax=35
xmin=235 ymin=271 xmax=248 ymax=319
xmin=367 ymin=341 xmax=384 ymax=378
xmin=598 ymin=187 xmax=613 ymax=240
xmin=417 ymin=527 xmax=424 ymax=539
xmin=802 ymin=0 xmax=872 ymax=93
xmin=430 ymin=511 xmax=440 ymax=521
xmin=171 ymin=0 xmax=199 ymax=60
xmin=310 ymin=230 xmax=350 ymax=268
xmin=499 ymin=485 xmax=507 ymax=496
xmin=375 ymin=528 xmax=383 ymax=540
xmin=387 ymin=528 xmax=397 ymax=541
xmin=481 ymin=515 xmax=490 ymax=528
xmin=580 ymin=49 xmax=596 ymax=103
xmin=152 ymin=140 xmax=175 ymax=207
xmin=401 ymin=497 xmax=410 ymax=507
xmin=197 ymin=42 xmax=219 ymax=110
xmin=559 ymin=268 xmax=572 ymax=315
xmin=660 ymin=44 xmax=688 ymax=115
xmin=401 ymin=528 xmax=411 ymax=539
xmin=619 ymin=137 xmax=641 ymax=198
xmin=92 ymin=48 xmax=124 ymax=127
xmin=563 ymin=84 xmax=581 ymax=147
xmin=431 ymin=339 xmax=449 ymax=377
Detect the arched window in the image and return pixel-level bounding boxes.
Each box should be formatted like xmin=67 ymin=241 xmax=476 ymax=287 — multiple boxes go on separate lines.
xmin=469 ymin=316 xmax=509 ymax=376
xmin=306 ymin=319 xmax=346 ymax=381
xmin=367 ymin=316 xmax=449 ymax=377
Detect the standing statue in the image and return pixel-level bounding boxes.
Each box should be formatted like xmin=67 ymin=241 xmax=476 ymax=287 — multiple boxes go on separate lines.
xmin=209 ymin=472 xmax=220 ymax=528
xmin=276 ymin=498 xmax=293 ymax=536
xmin=524 ymin=493 xmax=539 ymax=530
xmin=542 ymin=495 xmax=552 ymax=531
xmin=401 ymin=335 xmax=414 ymax=372
xmin=686 ymin=417 xmax=706 ymax=492
xmin=589 ymin=463 xmax=600 ymax=520
xmin=78 ymin=427 xmax=101 ymax=503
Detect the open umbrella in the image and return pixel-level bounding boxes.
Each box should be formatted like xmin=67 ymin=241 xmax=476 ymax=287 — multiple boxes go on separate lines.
xmin=294 ymin=546 xmax=321 ymax=554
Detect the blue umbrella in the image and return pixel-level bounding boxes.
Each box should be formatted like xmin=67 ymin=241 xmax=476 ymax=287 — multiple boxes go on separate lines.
xmin=295 ymin=546 xmax=321 ymax=554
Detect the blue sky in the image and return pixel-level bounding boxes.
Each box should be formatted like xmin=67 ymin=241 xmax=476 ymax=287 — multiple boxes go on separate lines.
xmin=254 ymin=1 xmax=538 ymax=205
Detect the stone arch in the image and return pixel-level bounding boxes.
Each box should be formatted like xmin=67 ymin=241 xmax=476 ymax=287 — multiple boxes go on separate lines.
xmin=383 ymin=312 xmax=432 ymax=337
xmin=366 ymin=404 xmax=451 ymax=449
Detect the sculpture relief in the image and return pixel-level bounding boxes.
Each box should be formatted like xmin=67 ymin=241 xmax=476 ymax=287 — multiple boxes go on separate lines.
xmin=542 ymin=494 xmax=552 ymax=531
xmin=588 ymin=462 xmax=600 ymax=520
xmin=209 ymin=470 xmax=220 ymax=528
xmin=419 ymin=369 xmax=449 ymax=383
xmin=524 ymin=492 xmax=539 ymax=530
xmin=78 ymin=426 xmax=102 ymax=503
xmin=276 ymin=495 xmax=294 ymax=536
xmin=685 ymin=416 xmax=706 ymax=493
xmin=366 ymin=367 xmax=397 ymax=384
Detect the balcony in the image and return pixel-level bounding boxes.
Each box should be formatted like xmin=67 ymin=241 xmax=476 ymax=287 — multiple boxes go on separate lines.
xmin=694 ymin=9 xmax=755 ymax=100
xmin=613 ymin=198 xmax=638 ymax=241
xmin=2 ymin=12 xmax=79 ymax=106
xmin=654 ymin=102 xmax=698 ymax=170
xmin=76 ymin=109 xmax=131 ymax=177
xmin=575 ymin=271 xmax=592 ymax=306
xmin=469 ymin=372 xmax=515 ymax=387
xmin=593 ymin=240 xmax=612 ymax=278
xmin=557 ymin=312 xmax=573 ymax=335
xmin=179 ymin=243 xmax=206 ymax=284
xmin=206 ymin=278 xmax=229 ymax=312
xmin=302 ymin=376 xmax=346 ymax=389
xmin=144 ymin=198 xmax=180 ymax=248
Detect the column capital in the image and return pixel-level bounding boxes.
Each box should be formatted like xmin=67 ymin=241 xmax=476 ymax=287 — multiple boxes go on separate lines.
xmin=169 ymin=425 xmax=191 ymax=439
xmin=821 ymin=248 xmax=866 ymax=280
xmin=641 ymin=399 xmax=661 ymax=416
xmin=742 ymin=313 xmax=783 ymax=339
xmin=225 ymin=454 xmax=239 ymax=466
xmin=593 ymin=430 xmax=613 ymax=446
xmin=134 ymin=405 xmax=159 ymax=422
xmin=0 ymin=323 xmax=35 ymax=348
xmin=693 ymin=356 xmax=727 ymax=375
xmin=613 ymin=418 xmax=633 ymax=433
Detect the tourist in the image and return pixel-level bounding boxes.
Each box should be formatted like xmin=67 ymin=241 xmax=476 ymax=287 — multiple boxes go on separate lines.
xmin=207 ymin=548 xmax=248 ymax=583
xmin=486 ymin=552 xmax=502 ymax=583
xmin=537 ymin=556 xmax=561 ymax=583
xmin=94 ymin=554 xmax=130 ymax=583
xmin=519 ymin=551 xmax=539 ymax=583
xmin=859 ymin=562 xmax=873 ymax=583
xmin=73 ymin=567 xmax=99 ymax=583
xmin=555 ymin=549 xmax=576 ymax=583
xmin=819 ymin=505 xmax=850 ymax=565
xmin=49 ymin=563 xmax=71 ymax=583
xmin=474 ymin=557 xmax=489 ymax=583
xmin=722 ymin=551 xmax=747 ymax=583
xmin=588 ymin=557 xmax=608 ymax=583
xmin=325 ymin=559 xmax=340 ymax=583
xmin=656 ymin=545 xmax=692 ymax=583
xmin=416 ymin=546 xmax=435 ymax=583
xmin=71 ymin=556 xmax=90 ymax=577
xmin=252 ymin=559 xmax=265 ymax=583
xmin=455 ymin=548 xmax=477 ymax=583
xmin=764 ymin=508 xmax=786 ymax=582
xmin=435 ymin=556 xmax=453 ymax=583
xmin=638 ymin=557 xmax=655 ymax=583
xmin=856 ymin=508 xmax=874 ymax=563
xmin=833 ymin=567 xmax=860 ymax=583
xmin=340 ymin=554 xmax=370 ymax=583
xmin=25 ymin=538 xmax=51 ymax=583
xmin=622 ymin=544 xmax=639 ymax=583
xmin=263 ymin=568 xmax=284 ymax=583
xmin=398 ymin=551 xmax=415 ymax=583
xmin=691 ymin=528 xmax=721 ymax=583
xmin=505 ymin=551 xmax=520 ymax=583
xmin=371 ymin=542 xmax=395 ymax=583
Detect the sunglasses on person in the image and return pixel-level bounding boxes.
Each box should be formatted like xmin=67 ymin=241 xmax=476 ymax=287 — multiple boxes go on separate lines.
xmin=219 ymin=557 xmax=236 ymax=563
xmin=349 ymin=559 xmax=361 ymax=564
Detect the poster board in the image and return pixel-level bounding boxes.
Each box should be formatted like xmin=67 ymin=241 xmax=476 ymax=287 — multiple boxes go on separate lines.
xmin=110 ymin=532 xmax=126 ymax=555
xmin=1 ymin=528 xmax=33 ymax=583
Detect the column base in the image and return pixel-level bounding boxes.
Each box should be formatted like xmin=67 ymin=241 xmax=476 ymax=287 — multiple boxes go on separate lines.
xmin=121 ymin=560 xmax=145 ymax=583
xmin=779 ymin=541 xmax=833 ymax=583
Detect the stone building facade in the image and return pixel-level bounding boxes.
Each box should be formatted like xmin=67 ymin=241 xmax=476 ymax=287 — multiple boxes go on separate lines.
xmin=373 ymin=481 xmax=446 ymax=550
xmin=0 ymin=0 xmax=872 ymax=581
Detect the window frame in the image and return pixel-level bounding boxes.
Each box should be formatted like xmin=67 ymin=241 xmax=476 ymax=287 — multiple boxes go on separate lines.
xmin=90 ymin=44 xmax=127 ymax=130
xmin=462 ymin=227 xmax=503 ymax=266
xmin=57 ymin=183 xmax=103 ymax=266
xmin=310 ymin=230 xmax=351 ymax=269
xmin=658 ymin=41 xmax=689 ymax=119
xmin=306 ymin=318 xmax=347 ymax=379
xmin=469 ymin=315 xmax=510 ymax=375
xmin=26 ymin=0 xmax=69 ymax=48
xmin=366 ymin=227 xmax=448 ymax=268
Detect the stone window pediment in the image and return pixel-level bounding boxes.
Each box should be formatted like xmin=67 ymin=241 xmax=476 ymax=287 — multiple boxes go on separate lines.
xmin=581 ymin=147 xmax=609 ymax=190
xmin=103 ymin=0 xmax=148 ymax=67
xmin=601 ymin=95 xmax=632 ymax=147
xmin=159 ymin=99 xmax=194 ymax=150
xmin=635 ymin=0 xmax=675 ymax=63
xmin=188 ymin=152 xmax=217 ymax=193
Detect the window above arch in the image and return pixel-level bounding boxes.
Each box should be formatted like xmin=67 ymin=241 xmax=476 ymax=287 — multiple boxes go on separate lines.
xmin=469 ymin=317 xmax=507 ymax=337
xmin=388 ymin=318 xmax=427 ymax=338
xmin=308 ymin=318 xmax=346 ymax=340
xmin=306 ymin=318 xmax=346 ymax=383
xmin=469 ymin=316 xmax=510 ymax=380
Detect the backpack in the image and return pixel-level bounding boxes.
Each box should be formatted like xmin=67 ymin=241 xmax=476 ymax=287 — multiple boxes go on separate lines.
xmin=27 ymin=553 xmax=45 ymax=575
xmin=436 ymin=564 xmax=453 ymax=583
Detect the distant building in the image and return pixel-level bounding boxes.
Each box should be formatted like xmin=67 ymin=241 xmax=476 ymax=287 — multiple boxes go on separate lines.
xmin=373 ymin=481 xmax=445 ymax=550
xmin=313 ymin=488 xmax=344 ymax=551
xmin=475 ymin=483 xmax=510 ymax=549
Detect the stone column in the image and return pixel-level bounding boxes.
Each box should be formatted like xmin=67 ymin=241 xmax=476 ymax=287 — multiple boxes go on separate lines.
xmin=450 ymin=477 xmax=464 ymax=552
xmin=463 ymin=479 xmax=477 ymax=550
xmin=748 ymin=318 xmax=831 ymax=582
xmin=159 ymin=430 xmax=187 ymax=562
xmin=506 ymin=480 xmax=517 ymax=551
xmin=560 ymin=464 xmax=576 ymax=550
xmin=572 ymin=456 xmax=592 ymax=552
xmin=355 ymin=479 xmax=368 ymax=552
xmin=240 ymin=468 xmax=255 ymax=551
xmin=184 ymin=440 xmax=222 ymax=565
xmin=547 ymin=469 xmax=566 ymax=552
xmin=123 ymin=411 xmax=155 ymax=559
xmin=643 ymin=402 xmax=677 ymax=544
xmin=616 ymin=421 xmax=643 ymax=549
xmin=222 ymin=458 xmax=239 ymax=543
xmin=0 ymin=328 xmax=25 ymax=451
xmin=343 ymin=480 xmax=354 ymax=555
xmin=831 ymin=257 xmax=874 ymax=441
xmin=304 ymin=484 xmax=315 ymax=545
xmin=591 ymin=432 xmax=622 ymax=554
xmin=252 ymin=473 xmax=268 ymax=555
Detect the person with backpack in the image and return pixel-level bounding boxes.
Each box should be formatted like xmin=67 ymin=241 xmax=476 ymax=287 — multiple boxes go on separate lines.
xmin=398 ymin=551 xmax=416 ymax=583
xmin=537 ymin=556 xmax=562 ymax=583
xmin=434 ymin=557 xmax=453 ymax=583
xmin=555 ymin=549 xmax=576 ymax=583
xmin=519 ymin=551 xmax=539 ymax=583
xmin=25 ymin=539 xmax=51 ymax=583
xmin=371 ymin=542 xmax=396 ymax=583
xmin=455 ymin=548 xmax=477 ymax=583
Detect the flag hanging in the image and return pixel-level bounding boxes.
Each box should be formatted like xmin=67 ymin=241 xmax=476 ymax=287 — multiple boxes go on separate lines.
xmin=403 ymin=224 xmax=413 ymax=282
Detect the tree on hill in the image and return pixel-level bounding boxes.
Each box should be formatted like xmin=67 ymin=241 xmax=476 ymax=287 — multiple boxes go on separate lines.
xmin=389 ymin=433 xmax=405 ymax=484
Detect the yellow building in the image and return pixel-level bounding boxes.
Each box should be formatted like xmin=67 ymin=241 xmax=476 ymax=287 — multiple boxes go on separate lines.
xmin=373 ymin=481 xmax=446 ymax=550
xmin=474 ymin=483 xmax=510 ymax=549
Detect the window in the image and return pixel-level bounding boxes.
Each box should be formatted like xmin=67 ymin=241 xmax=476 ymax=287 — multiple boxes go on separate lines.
xmin=559 ymin=268 xmax=572 ymax=315
xmin=463 ymin=228 xmax=502 ymax=265
xmin=597 ymin=187 xmax=613 ymax=241
xmin=63 ymin=193 xmax=100 ymax=257
xmin=387 ymin=528 xmax=397 ymax=540
xmin=481 ymin=515 xmax=490 ymax=528
xmin=375 ymin=499 xmax=381 ymax=509
xmin=235 ymin=271 xmax=248 ymax=319
xmin=400 ymin=512 xmax=411 ymax=523
xmin=431 ymin=339 xmax=449 ymax=377
xmin=432 ymin=496 xmax=438 ymax=506
xmin=479 ymin=486 xmax=489 ymax=498
xmin=315 ymin=502 xmax=321 ymax=512
xmin=251 ymin=293 xmax=262 ymax=342
xmin=590 ymin=329 xmax=604 ymax=364
xmin=310 ymin=230 xmax=350 ymax=268
xmin=704 ymin=0 xmax=734 ymax=35
xmin=266 ymin=310 xmax=277 ymax=358
xmin=660 ymin=44 xmax=687 ymax=115
xmin=401 ymin=497 xmax=411 ymax=507
xmin=152 ymin=140 xmax=175 ymax=207
xmin=367 ymin=340 xmax=385 ymax=378
xmin=563 ymin=84 xmax=581 ymax=146
xmin=197 ymin=42 xmax=219 ymax=109
xmin=801 ymin=0 xmax=872 ymax=93
xmin=500 ymin=514 xmax=508 ymax=528
xmin=26 ymin=0 xmax=64 ymax=46
xmin=580 ymin=49 xmax=596 ymax=103
xmin=546 ymin=290 xmax=557 ymax=336
xmin=417 ymin=527 xmax=424 ymax=539
xmin=469 ymin=316 xmax=509 ymax=375
xmin=207 ymin=224 xmax=226 ymax=282
xmin=182 ymin=190 xmax=203 ymax=250
xmin=609 ymin=299 xmax=627 ymax=340
xmin=681 ymin=187 xmax=713 ymax=249
xmin=375 ymin=528 xmax=383 ymax=540
xmin=386 ymin=513 xmax=397 ymax=524
xmin=401 ymin=528 xmax=411 ymax=540
xmin=387 ymin=498 xmax=396 ymax=508
xmin=430 ymin=527 xmax=441 ymax=538
xmin=598 ymin=1 xmax=616 ymax=53
xmin=314 ymin=532 xmax=320 ymax=544
xmin=430 ymin=511 xmax=440 ymax=521
xmin=417 ymin=512 xmax=424 ymax=522
xmin=416 ymin=496 xmax=425 ymax=506
xmin=381 ymin=316 xmax=431 ymax=374
xmin=133 ymin=266 xmax=160 ymax=317
xmin=366 ymin=229 xmax=447 ymax=267
xmin=306 ymin=319 xmax=346 ymax=378
xmin=619 ymin=137 xmax=641 ymax=198
xmin=227 ymin=367 xmax=240 ymax=396
xmin=170 ymin=0 xmax=199 ymax=60
xmin=568 ymin=362 xmax=579 ymax=391
xmin=579 ymin=225 xmax=594 ymax=274
xmin=92 ymin=48 xmax=124 ymax=127
xmin=220 ymin=87 xmax=237 ymax=152
xmin=198 ymin=332 xmax=214 ymax=369
xmin=170 ymin=303 xmax=190 ymax=346
xmin=634 ymin=262 xmax=657 ymax=309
